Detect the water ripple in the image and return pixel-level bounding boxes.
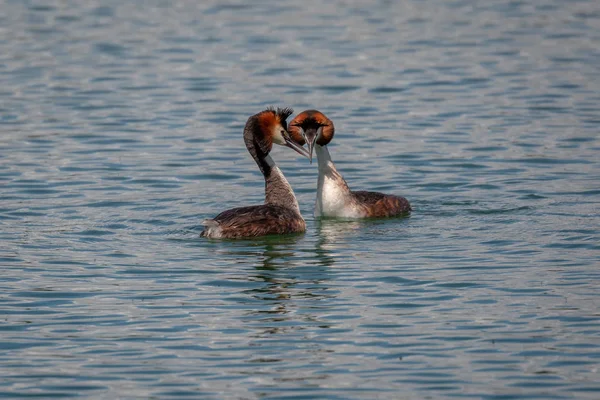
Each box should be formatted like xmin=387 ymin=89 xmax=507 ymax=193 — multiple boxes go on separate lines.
xmin=1 ymin=0 xmax=599 ymax=398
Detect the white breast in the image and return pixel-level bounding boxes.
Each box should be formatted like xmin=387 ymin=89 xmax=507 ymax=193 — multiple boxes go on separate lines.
xmin=316 ymin=177 xmax=360 ymax=218
xmin=314 ymin=145 xmax=361 ymax=218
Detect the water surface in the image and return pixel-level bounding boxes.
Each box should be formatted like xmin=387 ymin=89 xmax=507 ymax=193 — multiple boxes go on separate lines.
xmin=1 ymin=0 xmax=600 ymax=398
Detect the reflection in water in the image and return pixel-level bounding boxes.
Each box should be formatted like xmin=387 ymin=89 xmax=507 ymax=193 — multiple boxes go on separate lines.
xmin=316 ymin=219 xmax=365 ymax=251
xmin=313 ymin=219 xmax=364 ymax=270
xmin=2 ymin=0 xmax=599 ymax=396
xmin=215 ymin=232 xmax=341 ymax=337
xmin=210 ymin=233 xmax=303 ymax=269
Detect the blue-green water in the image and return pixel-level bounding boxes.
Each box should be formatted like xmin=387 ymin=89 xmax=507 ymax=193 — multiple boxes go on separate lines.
xmin=1 ymin=0 xmax=600 ymax=398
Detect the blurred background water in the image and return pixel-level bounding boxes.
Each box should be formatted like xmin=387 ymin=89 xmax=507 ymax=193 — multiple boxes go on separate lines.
xmin=1 ymin=0 xmax=600 ymax=398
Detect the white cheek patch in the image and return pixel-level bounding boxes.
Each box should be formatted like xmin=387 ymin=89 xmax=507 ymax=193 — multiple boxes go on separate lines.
xmin=272 ymin=125 xmax=286 ymax=145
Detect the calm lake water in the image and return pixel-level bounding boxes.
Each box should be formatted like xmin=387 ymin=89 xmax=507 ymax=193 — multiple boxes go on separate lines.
xmin=1 ymin=0 xmax=600 ymax=398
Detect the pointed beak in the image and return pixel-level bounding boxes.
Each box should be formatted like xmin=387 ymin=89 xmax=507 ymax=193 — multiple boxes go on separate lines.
xmin=303 ymin=127 xmax=320 ymax=164
xmin=283 ymin=131 xmax=311 ymax=159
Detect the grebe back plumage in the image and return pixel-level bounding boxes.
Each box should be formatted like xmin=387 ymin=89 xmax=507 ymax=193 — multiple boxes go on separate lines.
xmin=201 ymin=107 xmax=310 ymax=239
xmin=289 ymin=110 xmax=411 ymax=219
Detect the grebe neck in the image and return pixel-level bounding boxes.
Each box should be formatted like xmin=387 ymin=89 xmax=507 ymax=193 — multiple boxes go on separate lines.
xmin=263 ymin=155 xmax=300 ymax=213
xmin=314 ymin=145 xmax=352 ymax=217
xmin=315 ymin=145 xmax=350 ymax=192
xmin=315 ymin=144 xmax=333 ymax=171
xmin=243 ymin=124 xmax=300 ymax=214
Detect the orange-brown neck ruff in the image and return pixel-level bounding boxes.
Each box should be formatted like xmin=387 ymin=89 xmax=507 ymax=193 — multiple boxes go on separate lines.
xmin=289 ymin=110 xmax=335 ymax=147
xmin=244 ymin=112 xmax=274 ymax=177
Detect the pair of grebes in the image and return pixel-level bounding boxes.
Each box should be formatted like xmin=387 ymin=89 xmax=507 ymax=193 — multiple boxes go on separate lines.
xmin=201 ymin=107 xmax=411 ymax=239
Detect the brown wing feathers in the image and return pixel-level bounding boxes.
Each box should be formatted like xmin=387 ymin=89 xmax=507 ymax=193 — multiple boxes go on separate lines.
xmin=352 ymin=191 xmax=411 ymax=218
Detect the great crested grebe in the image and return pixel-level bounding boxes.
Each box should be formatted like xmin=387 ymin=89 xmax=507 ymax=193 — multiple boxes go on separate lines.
xmin=289 ymin=110 xmax=411 ymax=219
xmin=201 ymin=107 xmax=310 ymax=239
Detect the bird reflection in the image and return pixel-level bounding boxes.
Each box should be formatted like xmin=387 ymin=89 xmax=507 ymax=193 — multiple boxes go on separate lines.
xmin=315 ymin=218 xmax=365 ymax=252
xmin=212 ymin=231 xmax=339 ymax=337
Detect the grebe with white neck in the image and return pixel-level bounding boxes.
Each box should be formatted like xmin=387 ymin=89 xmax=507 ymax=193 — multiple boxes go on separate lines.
xmin=289 ymin=110 xmax=411 ymax=219
xmin=201 ymin=107 xmax=310 ymax=239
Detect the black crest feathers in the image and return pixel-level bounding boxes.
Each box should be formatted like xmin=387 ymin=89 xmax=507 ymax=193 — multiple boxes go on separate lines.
xmin=267 ymin=106 xmax=293 ymax=121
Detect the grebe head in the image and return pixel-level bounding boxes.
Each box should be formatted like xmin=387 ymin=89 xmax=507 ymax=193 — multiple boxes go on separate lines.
xmin=246 ymin=107 xmax=310 ymax=159
xmin=288 ymin=109 xmax=334 ymax=163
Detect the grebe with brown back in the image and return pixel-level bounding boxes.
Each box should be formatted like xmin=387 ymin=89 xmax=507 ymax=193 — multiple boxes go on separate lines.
xmin=289 ymin=109 xmax=411 ymax=219
xmin=201 ymin=107 xmax=310 ymax=238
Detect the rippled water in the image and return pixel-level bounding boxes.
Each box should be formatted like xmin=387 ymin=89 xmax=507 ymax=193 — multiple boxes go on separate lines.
xmin=1 ymin=0 xmax=600 ymax=398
